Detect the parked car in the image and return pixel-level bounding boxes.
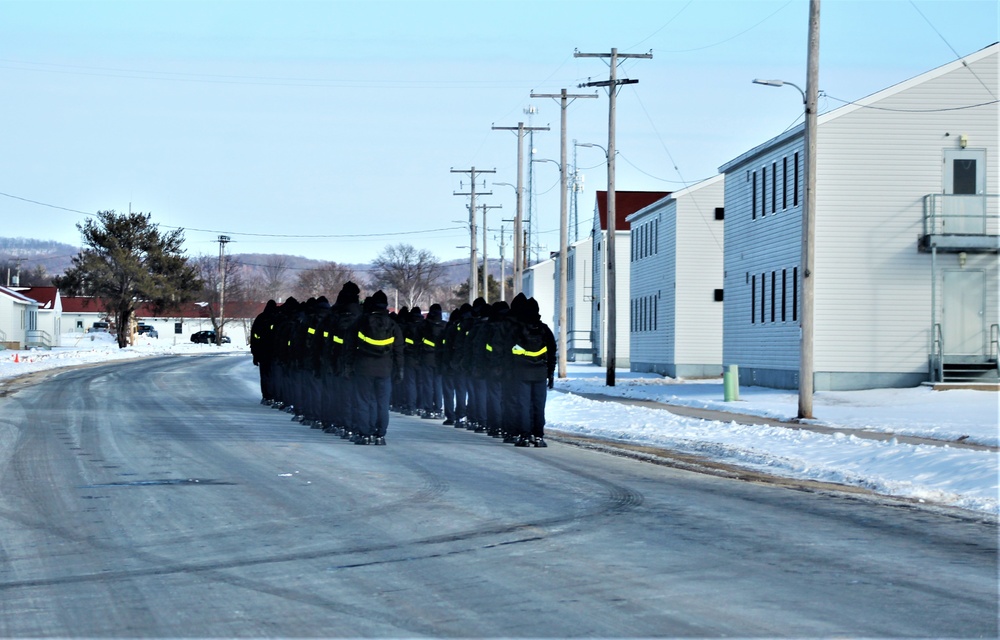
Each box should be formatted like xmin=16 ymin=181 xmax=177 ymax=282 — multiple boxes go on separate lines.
xmin=137 ymin=323 xmax=159 ymax=338
xmin=88 ymin=321 xmax=110 ymax=333
xmin=191 ymin=330 xmax=231 ymax=344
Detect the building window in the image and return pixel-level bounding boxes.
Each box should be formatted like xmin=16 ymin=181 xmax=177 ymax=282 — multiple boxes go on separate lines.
xmin=752 ymin=172 xmax=757 ymax=219
xmin=761 ymin=165 xmax=767 ymax=217
xmin=761 ymin=272 xmax=766 ymax=324
xmin=781 ymin=269 xmax=787 ymax=322
xmin=770 ymin=271 xmax=776 ymax=322
xmin=771 ymin=162 xmax=777 ymax=213
xmin=751 ymin=275 xmax=756 ymax=323
xmin=792 ymin=267 xmax=799 ymax=322
xmin=782 ymin=157 xmax=788 ymax=210
xmin=794 ymin=152 xmax=800 ymax=207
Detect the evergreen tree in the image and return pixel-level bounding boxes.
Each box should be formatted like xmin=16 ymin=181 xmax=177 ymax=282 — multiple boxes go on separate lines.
xmin=55 ymin=210 xmax=203 ymax=348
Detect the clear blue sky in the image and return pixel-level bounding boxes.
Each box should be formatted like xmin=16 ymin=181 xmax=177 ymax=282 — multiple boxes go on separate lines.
xmin=1 ymin=0 xmax=996 ymax=267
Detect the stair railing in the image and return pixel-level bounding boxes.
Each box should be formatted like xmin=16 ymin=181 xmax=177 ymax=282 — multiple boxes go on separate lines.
xmin=991 ymin=324 xmax=999 ymax=374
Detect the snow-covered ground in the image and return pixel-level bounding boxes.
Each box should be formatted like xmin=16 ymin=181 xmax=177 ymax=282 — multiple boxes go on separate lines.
xmin=1 ymin=334 xmax=997 ymax=516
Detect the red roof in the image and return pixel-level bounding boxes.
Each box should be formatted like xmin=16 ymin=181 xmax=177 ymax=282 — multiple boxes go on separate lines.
xmin=17 ymin=286 xmax=59 ymax=309
xmin=61 ymin=296 xmax=108 ymax=313
xmin=595 ymin=191 xmax=671 ymax=231
xmin=60 ymin=296 xmax=268 ymax=319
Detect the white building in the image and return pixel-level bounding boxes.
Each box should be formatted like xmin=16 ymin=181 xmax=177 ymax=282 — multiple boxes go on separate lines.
xmin=0 ymin=285 xmax=40 ymax=350
xmin=719 ymin=43 xmax=998 ymax=390
xmin=564 ymin=237 xmax=595 ymax=362
xmin=15 ymin=287 xmax=62 ymax=348
xmin=522 ymin=256 xmax=556 ymax=331
xmin=590 ymin=191 xmax=671 ymax=369
xmin=627 ymin=176 xmax=725 ymax=377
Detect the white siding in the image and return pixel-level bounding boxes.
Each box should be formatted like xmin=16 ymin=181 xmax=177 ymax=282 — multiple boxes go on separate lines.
xmin=722 ymin=44 xmax=998 ymax=389
xmin=629 ymin=201 xmax=674 ymax=369
xmin=591 ymin=229 xmax=632 ymax=367
xmin=523 ymin=258 xmax=556 ymax=331
xmin=814 ymin=47 xmax=998 ymax=375
xmin=628 ymin=176 xmax=725 ymax=376
xmin=566 ymin=238 xmax=594 ymax=360
xmin=674 ymin=176 xmax=725 ymax=371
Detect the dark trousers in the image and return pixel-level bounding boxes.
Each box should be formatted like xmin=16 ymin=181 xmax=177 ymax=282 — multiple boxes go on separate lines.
xmin=420 ymin=368 xmax=442 ymax=414
xmin=258 ymin=360 xmax=273 ymax=400
xmin=513 ymin=379 xmax=548 ymax=437
xmin=354 ymin=374 xmax=392 ymax=437
xmin=402 ymin=362 xmax=419 ymax=411
xmin=486 ymin=377 xmax=503 ymax=431
xmin=443 ymin=373 xmax=467 ymax=421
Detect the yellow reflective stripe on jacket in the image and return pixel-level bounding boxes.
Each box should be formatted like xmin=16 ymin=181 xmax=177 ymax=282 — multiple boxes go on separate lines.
xmin=333 ymin=335 xmax=344 ymax=344
xmin=512 ymin=344 xmax=548 ymax=358
xmin=485 ymin=344 xmax=493 ymax=352
xmin=422 ymin=338 xmax=436 ymax=347
xmin=358 ymin=331 xmax=395 ymax=347
xmin=307 ymin=327 xmax=316 ymax=335
xmin=405 ymin=337 xmax=415 ymax=345
xmin=323 ymin=331 xmax=329 ymax=338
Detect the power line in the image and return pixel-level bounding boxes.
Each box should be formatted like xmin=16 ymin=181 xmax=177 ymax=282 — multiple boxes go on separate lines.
xmin=0 ymin=189 xmax=466 ymax=240
xmin=824 ymin=95 xmax=998 ymax=112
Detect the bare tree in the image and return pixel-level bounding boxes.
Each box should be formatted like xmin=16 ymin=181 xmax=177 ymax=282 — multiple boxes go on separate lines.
xmin=194 ymin=254 xmax=248 ymax=336
xmin=370 ymin=244 xmax=445 ymax=309
xmin=290 ymin=262 xmax=359 ymax=301
xmin=261 ymin=256 xmax=289 ymax=301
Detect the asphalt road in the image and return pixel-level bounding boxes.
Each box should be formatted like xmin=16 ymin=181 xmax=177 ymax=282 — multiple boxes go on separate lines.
xmin=0 ymin=354 xmax=996 ymax=638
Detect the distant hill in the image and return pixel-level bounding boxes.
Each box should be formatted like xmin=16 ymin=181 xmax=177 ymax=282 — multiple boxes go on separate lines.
xmin=0 ymin=237 xmax=506 ymax=290
xmin=230 ymin=252 xmax=506 ymax=289
xmin=0 ymin=237 xmax=80 ymax=285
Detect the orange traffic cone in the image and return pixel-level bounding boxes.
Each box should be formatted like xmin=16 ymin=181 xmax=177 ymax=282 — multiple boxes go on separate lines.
xmin=13 ymin=353 xmax=19 ymax=363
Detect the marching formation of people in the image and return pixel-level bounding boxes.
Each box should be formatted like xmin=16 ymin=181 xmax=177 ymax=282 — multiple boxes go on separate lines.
xmin=250 ymin=282 xmax=557 ymax=448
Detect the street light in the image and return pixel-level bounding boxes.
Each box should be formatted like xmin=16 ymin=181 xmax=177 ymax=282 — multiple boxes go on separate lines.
xmin=576 ymin=141 xmax=608 ymax=157
xmin=752 ymin=78 xmax=805 ymax=103
xmin=752 ymin=74 xmax=817 ymax=419
xmin=577 ymin=141 xmax=618 ymax=386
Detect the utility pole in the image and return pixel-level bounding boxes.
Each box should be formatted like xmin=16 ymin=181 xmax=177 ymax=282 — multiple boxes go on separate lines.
xmin=480 ymin=202 xmax=502 ymax=304
xmin=497 ymin=225 xmax=508 ymax=303
xmin=452 ymin=167 xmax=495 ymax=303
xmin=492 ymin=121 xmax=549 ymax=295
xmin=576 ymin=47 xmax=652 ymax=387
xmin=531 ymin=89 xmax=597 ymax=380
xmin=10 ymin=257 xmax=26 ymax=287
xmin=571 ymin=140 xmax=584 ymax=242
xmin=800 ymin=0 xmax=821 ymax=419
xmin=217 ymin=235 xmax=231 ymax=346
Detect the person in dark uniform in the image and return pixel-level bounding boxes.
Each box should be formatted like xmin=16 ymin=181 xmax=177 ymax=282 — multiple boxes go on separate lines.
xmin=509 ymin=294 xmax=557 ymax=447
xmin=321 ymin=282 xmax=362 ymax=437
xmin=419 ymin=303 xmax=446 ymax=419
xmin=441 ymin=304 xmax=471 ymax=426
xmin=347 ymin=290 xmax=404 ymax=445
xmin=250 ymin=299 xmax=279 ymax=405
xmin=401 ymin=306 xmax=424 ymax=415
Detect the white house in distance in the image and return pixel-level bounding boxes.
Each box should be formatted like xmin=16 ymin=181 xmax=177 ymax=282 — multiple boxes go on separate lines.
xmin=719 ymin=43 xmax=998 ymax=390
xmin=627 ymin=175 xmax=725 ymax=377
xmin=522 ymin=256 xmax=555 ymax=331
xmin=590 ymin=190 xmax=671 ymax=369
xmin=0 ymin=285 xmax=40 ymax=350
xmin=15 ymin=286 xmax=62 ymax=348
xmin=564 ymin=236 xmax=595 ymax=361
